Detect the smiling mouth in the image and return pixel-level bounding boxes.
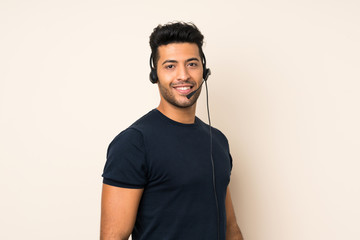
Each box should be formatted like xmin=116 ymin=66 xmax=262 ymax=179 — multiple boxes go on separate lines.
xmin=173 ymin=85 xmax=194 ymax=95
xmin=176 ymin=86 xmax=191 ymax=90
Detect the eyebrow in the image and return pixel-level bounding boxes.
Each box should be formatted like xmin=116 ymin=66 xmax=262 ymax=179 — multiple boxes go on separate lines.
xmin=161 ymin=57 xmax=200 ymax=65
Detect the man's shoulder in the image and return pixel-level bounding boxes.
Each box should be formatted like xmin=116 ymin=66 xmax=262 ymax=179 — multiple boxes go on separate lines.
xmin=195 ymin=117 xmax=230 ymax=148
xmin=112 ymin=109 xmax=160 ymax=140
xmin=132 ymin=108 xmax=158 ymax=124
xmin=196 ymin=117 xmax=227 ymax=137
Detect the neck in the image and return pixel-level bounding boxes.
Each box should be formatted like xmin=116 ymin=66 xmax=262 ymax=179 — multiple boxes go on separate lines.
xmin=157 ymin=102 xmax=196 ymax=124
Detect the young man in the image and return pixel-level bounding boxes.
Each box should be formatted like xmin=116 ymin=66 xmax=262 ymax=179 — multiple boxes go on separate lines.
xmin=101 ymin=22 xmax=243 ymax=240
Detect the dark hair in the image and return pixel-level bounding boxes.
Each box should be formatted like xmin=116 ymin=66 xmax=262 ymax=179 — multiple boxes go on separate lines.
xmin=149 ymin=21 xmax=204 ymax=68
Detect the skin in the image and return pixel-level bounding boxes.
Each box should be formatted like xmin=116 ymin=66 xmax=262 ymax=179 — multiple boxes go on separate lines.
xmin=225 ymin=188 xmax=244 ymax=240
xmin=100 ymin=185 xmax=143 ymax=240
xmin=100 ymin=42 xmax=243 ymax=240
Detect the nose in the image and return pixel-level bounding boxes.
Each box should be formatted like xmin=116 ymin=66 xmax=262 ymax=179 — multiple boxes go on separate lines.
xmin=176 ymin=64 xmax=190 ymax=81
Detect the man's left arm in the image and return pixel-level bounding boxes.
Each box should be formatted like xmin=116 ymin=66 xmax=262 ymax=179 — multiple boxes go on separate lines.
xmin=225 ymin=186 xmax=244 ymax=240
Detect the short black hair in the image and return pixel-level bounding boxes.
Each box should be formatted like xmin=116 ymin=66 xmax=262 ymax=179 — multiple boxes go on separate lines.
xmin=149 ymin=21 xmax=204 ymax=68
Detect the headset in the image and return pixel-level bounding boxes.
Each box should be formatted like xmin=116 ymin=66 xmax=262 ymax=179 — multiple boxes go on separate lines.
xmin=149 ymin=49 xmax=211 ymax=84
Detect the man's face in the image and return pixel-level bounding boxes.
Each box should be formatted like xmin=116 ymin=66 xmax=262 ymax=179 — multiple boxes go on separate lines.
xmin=156 ymin=42 xmax=203 ymax=109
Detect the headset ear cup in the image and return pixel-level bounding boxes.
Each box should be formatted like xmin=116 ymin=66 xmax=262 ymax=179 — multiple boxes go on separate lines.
xmin=149 ymin=54 xmax=158 ymax=84
xmin=203 ymin=68 xmax=211 ymax=81
xmin=149 ymin=68 xmax=158 ymax=83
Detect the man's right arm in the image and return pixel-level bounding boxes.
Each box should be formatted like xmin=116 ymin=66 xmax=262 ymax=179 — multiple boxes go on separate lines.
xmin=100 ymin=184 xmax=143 ymax=240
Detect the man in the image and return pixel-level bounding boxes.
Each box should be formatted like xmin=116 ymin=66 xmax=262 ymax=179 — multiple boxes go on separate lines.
xmin=101 ymin=22 xmax=243 ymax=240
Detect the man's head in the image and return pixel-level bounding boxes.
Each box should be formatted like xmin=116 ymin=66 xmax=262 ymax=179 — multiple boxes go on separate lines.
xmin=148 ymin=22 xmax=209 ymax=110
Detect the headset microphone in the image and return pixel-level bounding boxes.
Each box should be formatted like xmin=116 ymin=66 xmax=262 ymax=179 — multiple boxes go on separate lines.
xmin=186 ymin=80 xmax=204 ymax=99
xmin=186 ymin=68 xmax=211 ymax=99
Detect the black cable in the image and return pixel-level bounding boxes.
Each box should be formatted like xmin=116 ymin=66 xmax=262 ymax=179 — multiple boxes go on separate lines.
xmin=205 ymin=80 xmax=220 ymax=240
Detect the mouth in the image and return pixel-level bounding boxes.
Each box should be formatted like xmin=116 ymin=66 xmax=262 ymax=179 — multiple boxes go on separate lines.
xmin=172 ymin=84 xmax=194 ymax=95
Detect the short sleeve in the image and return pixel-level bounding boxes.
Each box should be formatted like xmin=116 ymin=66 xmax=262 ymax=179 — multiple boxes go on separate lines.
xmin=102 ymin=128 xmax=147 ymax=188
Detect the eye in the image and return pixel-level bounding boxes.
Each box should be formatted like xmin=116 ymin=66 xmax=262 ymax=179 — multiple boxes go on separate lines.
xmin=188 ymin=62 xmax=198 ymax=67
xmin=165 ymin=64 xmax=175 ymax=69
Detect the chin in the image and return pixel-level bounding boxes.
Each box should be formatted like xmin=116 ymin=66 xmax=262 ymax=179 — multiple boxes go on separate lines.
xmin=173 ymin=97 xmax=198 ymax=108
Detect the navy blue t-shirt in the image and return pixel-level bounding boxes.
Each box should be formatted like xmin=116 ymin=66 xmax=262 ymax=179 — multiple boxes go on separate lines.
xmin=102 ymin=109 xmax=232 ymax=240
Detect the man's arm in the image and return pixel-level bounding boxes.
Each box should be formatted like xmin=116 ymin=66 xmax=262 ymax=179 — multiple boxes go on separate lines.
xmin=225 ymin=186 xmax=244 ymax=240
xmin=100 ymin=184 xmax=143 ymax=240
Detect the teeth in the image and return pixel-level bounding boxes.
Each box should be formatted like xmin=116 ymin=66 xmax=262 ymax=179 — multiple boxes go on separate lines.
xmin=176 ymin=87 xmax=190 ymax=90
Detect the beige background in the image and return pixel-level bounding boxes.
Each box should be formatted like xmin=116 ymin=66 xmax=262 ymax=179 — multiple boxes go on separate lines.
xmin=1 ymin=0 xmax=359 ymax=239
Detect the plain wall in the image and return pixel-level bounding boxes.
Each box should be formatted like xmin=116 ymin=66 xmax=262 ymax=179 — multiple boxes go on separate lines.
xmin=1 ymin=0 xmax=359 ymax=239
